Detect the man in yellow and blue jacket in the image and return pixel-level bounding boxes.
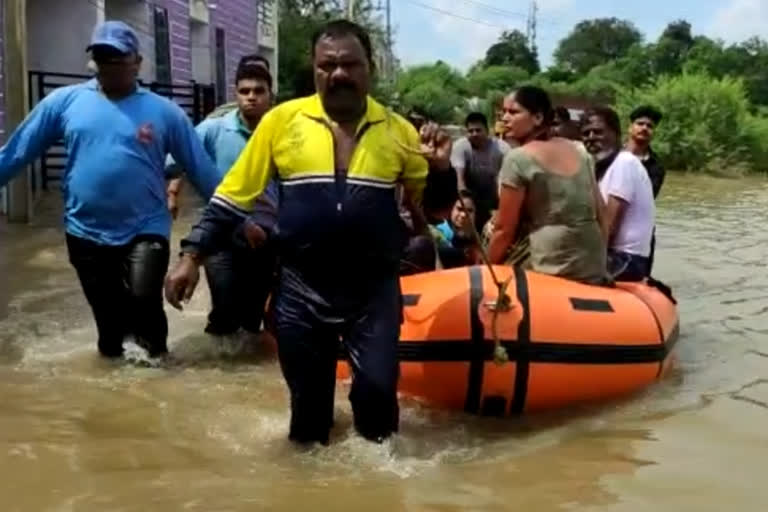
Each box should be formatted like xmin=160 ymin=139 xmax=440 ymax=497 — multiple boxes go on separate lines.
xmin=165 ymin=20 xmax=456 ymax=445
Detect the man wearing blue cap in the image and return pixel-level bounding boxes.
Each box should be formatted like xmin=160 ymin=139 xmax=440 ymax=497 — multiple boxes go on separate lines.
xmin=0 ymin=21 xmax=222 ymax=359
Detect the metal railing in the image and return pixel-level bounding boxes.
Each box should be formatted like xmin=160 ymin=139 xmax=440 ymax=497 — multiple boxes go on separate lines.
xmin=27 ymin=70 xmax=217 ymax=191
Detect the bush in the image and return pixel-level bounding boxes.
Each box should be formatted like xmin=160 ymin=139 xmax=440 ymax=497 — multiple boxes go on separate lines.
xmin=400 ymin=82 xmax=464 ymax=124
xmin=465 ymin=65 xmax=529 ymax=97
xmin=744 ymin=114 xmax=768 ymax=173
xmin=616 ymin=72 xmax=768 ymax=173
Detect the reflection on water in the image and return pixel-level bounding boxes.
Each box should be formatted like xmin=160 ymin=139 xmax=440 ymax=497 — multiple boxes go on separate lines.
xmin=1 ymin=173 xmax=768 ymax=511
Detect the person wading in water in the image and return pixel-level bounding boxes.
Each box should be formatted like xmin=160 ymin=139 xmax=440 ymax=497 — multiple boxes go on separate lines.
xmin=0 ymin=21 xmax=220 ymax=359
xmin=164 ymin=20 xmax=456 ymax=445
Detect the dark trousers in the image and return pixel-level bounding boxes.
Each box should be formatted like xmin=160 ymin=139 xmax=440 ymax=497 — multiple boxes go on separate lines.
xmin=273 ymin=267 xmax=401 ymax=445
xmin=66 ymin=233 xmax=170 ymax=358
xmin=608 ymin=249 xmax=650 ymax=282
xmin=400 ymin=235 xmax=436 ymax=276
xmin=648 ymin=228 xmax=657 ymax=274
xmin=203 ymin=243 xmax=276 ymax=336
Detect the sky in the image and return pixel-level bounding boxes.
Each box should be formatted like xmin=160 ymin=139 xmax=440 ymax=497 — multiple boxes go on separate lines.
xmin=390 ymin=0 xmax=768 ymax=71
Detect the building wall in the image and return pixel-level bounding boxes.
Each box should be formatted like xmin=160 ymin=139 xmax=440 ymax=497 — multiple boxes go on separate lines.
xmin=105 ymin=0 xmax=157 ymax=83
xmin=212 ymin=0 xmax=259 ymax=99
xmin=0 ymin=2 xmax=5 ymax=141
xmin=189 ymin=20 xmax=211 ymax=84
xmin=104 ymin=0 xmax=264 ymax=91
xmin=0 ymin=4 xmax=4 ymax=212
xmin=27 ymin=0 xmax=97 ymax=76
xmin=155 ymin=0 xmax=268 ymax=99
xmin=163 ymin=0 xmax=192 ymax=83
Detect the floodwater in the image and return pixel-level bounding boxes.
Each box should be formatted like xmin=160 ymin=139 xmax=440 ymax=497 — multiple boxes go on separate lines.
xmin=1 ymin=173 xmax=767 ymax=511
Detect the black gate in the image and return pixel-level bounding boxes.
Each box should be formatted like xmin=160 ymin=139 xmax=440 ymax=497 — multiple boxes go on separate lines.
xmin=27 ymin=71 xmax=217 ymax=191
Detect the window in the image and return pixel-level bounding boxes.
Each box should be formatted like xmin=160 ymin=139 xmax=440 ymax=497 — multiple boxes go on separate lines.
xmin=154 ymin=7 xmax=172 ymax=83
xmin=215 ymin=28 xmax=227 ymax=104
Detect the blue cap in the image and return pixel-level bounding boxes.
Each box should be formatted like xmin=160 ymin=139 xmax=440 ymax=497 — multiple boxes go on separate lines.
xmin=86 ymin=21 xmax=140 ymax=55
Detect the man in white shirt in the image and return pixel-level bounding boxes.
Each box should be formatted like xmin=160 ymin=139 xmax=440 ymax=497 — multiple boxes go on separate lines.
xmin=582 ymin=106 xmax=655 ymax=281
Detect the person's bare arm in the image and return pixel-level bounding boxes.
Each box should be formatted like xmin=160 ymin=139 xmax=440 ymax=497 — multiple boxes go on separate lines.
xmin=487 ymin=184 xmax=526 ymax=264
xmin=602 ymin=195 xmax=626 ymax=243
xmin=450 ymin=138 xmax=469 ymax=192
xmin=592 ymin=179 xmax=608 ymax=241
xmin=455 ymin=165 xmax=468 ymax=192
xmin=166 ymin=177 xmax=184 ymax=220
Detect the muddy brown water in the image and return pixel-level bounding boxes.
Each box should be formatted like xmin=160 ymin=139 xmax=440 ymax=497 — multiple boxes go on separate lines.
xmin=1 ymin=173 xmax=767 ymax=511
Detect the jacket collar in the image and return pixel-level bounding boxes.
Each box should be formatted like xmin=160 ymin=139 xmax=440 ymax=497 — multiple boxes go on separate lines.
xmin=302 ymin=93 xmax=387 ymax=133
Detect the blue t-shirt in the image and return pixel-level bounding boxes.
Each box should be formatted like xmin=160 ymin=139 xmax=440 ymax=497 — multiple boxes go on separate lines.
xmin=167 ymin=108 xmax=278 ymax=206
xmin=0 ymin=79 xmax=221 ymax=245
xmin=435 ymin=220 xmax=455 ymax=246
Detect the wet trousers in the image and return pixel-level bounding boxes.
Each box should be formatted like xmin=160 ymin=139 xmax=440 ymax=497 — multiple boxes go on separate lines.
xmin=273 ymin=267 xmax=402 ymax=445
xmin=203 ymin=242 xmax=276 ymax=336
xmin=400 ymin=235 xmax=436 ymax=275
xmin=608 ymin=248 xmax=650 ymax=282
xmin=66 ymin=233 xmax=170 ymax=358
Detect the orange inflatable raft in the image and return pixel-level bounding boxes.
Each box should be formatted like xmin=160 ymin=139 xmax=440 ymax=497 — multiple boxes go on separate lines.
xmin=337 ymin=265 xmax=679 ymax=416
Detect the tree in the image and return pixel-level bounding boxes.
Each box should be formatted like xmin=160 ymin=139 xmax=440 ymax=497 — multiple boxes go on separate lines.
xmin=660 ymin=19 xmax=694 ymax=47
xmin=401 ymin=83 xmax=463 ymax=123
xmin=396 ymin=61 xmax=467 ymax=96
xmin=484 ymin=30 xmax=540 ymax=75
xmin=465 ymin=65 xmax=529 ymax=97
xmin=276 ymin=0 xmax=386 ymax=100
xmin=554 ymin=18 xmax=643 ymax=75
xmin=684 ymin=35 xmax=768 ymax=106
xmin=616 ymin=73 xmax=768 ymax=174
xmin=648 ymin=20 xmax=696 ymax=76
xmin=395 ymin=61 xmax=467 ymax=122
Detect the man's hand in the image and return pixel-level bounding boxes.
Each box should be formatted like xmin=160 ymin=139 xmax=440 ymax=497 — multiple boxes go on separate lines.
xmin=243 ymin=219 xmax=268 ymax=249
xmin=164 ymin=253 xmax=201 ymax=310
xmin=419 ymin=122 xmax=452 ymax=170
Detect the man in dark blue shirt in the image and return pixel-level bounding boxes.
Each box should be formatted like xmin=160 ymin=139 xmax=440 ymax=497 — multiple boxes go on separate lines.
xmin=0 ymin=21 xmax=220 ymax=359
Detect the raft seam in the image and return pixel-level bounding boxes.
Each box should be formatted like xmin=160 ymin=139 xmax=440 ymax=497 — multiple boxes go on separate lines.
xmin=338 ymin=340 xmax=669 ymax=363
xmin=464 ymin=266 xmax=485 ymax=414
xmin=510 ymin=266 xmax=531 ymax=415
xmin=625 ymin=288 xmax=668 ymax=378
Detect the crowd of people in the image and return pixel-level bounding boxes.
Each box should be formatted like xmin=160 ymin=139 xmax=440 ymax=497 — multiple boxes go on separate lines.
xmin=404 ymin=88 xmax=665 ymax=286
xmin=0 ymin=18 xmax=667 ymax=447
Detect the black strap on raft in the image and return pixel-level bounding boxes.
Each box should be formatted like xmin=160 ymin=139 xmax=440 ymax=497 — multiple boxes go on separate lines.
xmin=646 ymin=276 xmax=677 ymax=305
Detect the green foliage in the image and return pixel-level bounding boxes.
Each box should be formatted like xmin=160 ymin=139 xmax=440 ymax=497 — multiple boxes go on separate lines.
xmin=554 ymin=18 xmax=643 ymax=75
xmin=649 ymin=20 xmax=695 ymax=76
xmin=396 ymin=61 xmax=467 ymax=96
xmin=483 ymin=30 xmax=540 ymax=75
xmin=743 ymin=114 xmax=768 ymax=173
xmin=276 ymin=7 xmax=768 ymax=174
xmin=466 ymin=66 xmax=529 ymax=97
xmin=276 ymin=0 xmax=386 ymax=100
xmin=400 ymin=83 xmax=464 ymax=124
xmin=396 ymin=61 xmax=467 ymax=123
xmin=616 ymin=73 xmax=768 ymax=174
xmin=683 ymin=36 xmax=768 ymax=107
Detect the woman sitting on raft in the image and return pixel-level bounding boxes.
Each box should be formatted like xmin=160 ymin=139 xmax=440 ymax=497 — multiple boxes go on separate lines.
xmin=486 ymin=86 xmax=611 ymax=286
